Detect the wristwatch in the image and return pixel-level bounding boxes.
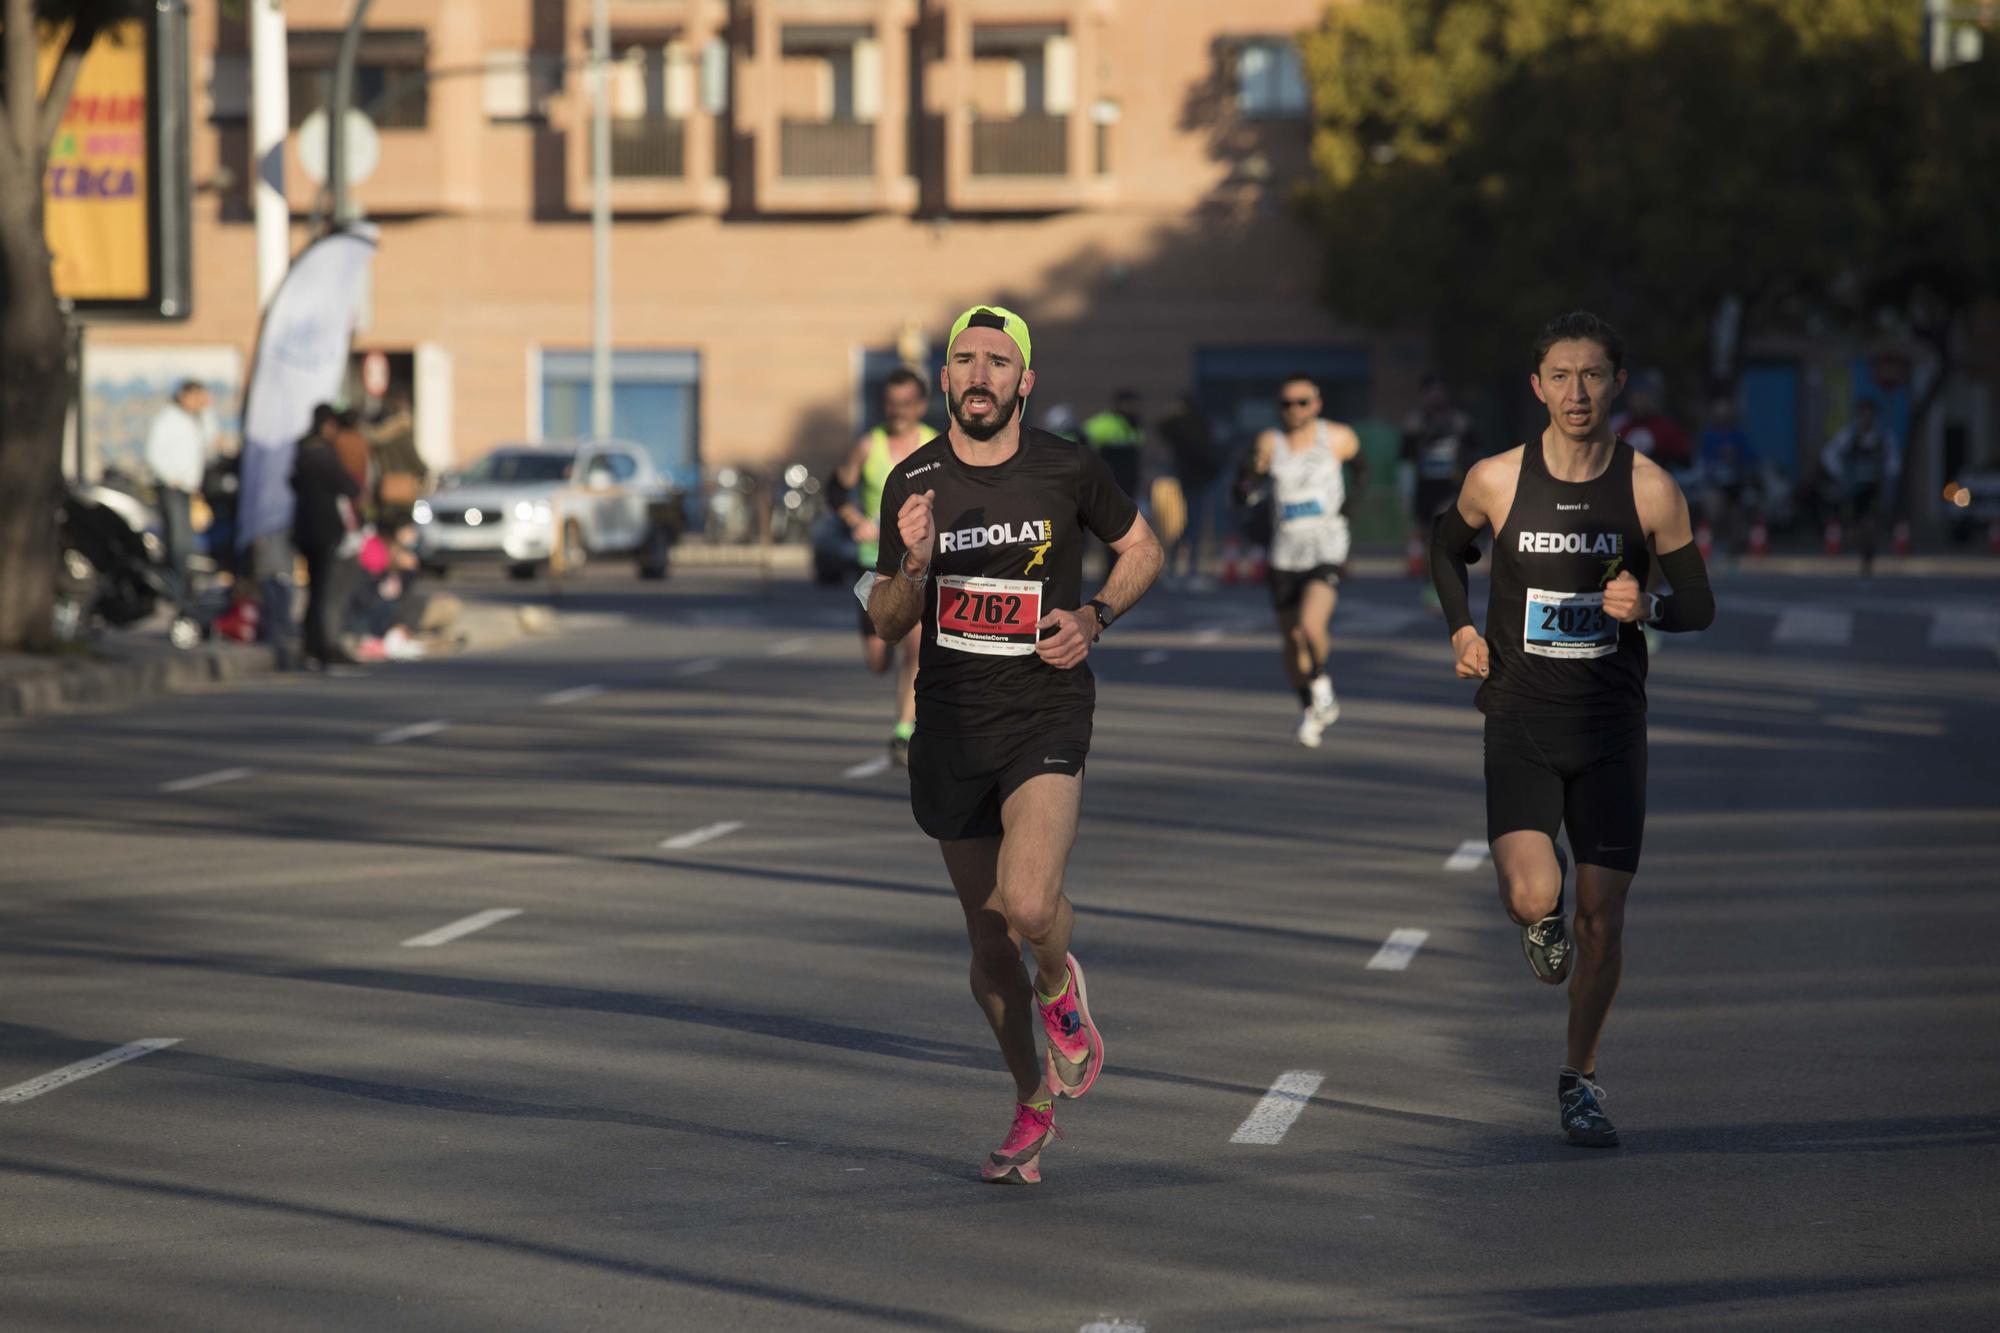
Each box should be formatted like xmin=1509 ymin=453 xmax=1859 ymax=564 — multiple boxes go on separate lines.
xmin=1086 ymin=599 xmax=1114 ymax=641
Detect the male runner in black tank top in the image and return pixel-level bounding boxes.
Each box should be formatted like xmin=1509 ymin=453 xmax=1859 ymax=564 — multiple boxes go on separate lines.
xmin=1429 ymin=312 xmax=1716 ymax=1148
xmin=869 ymin=306 xmax=1163 ymax=1184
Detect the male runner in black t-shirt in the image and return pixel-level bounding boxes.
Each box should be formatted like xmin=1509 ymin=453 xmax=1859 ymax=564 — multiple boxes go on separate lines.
xmin=869 ymin=305 xmax=1163 ymax=1184
xmin=1430 ymin=312 xmax=1714 ymax=1149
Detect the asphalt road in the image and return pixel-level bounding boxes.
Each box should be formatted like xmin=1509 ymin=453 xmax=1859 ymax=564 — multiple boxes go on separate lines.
xmin=2 ymin=560 xmax=1996 ymax=1330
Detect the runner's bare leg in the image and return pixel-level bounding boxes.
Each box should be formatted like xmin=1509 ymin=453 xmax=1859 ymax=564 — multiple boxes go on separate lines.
xmin=999 ymin=772 xmax=1082 ymax=996
xmin=942 ymin=835 xmax=1048 ymax=1103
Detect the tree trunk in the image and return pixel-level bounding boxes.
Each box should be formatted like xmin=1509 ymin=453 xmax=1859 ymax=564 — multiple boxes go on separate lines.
xmin=0 ymin=146 xmax=69 ymax=653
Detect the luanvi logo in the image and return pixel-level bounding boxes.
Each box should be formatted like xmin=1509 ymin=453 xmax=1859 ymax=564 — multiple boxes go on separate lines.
xmin=1555 ymin=502 xmax=1590 ymax=512
xmin=904 ymin=461 xmax=939 ymax=479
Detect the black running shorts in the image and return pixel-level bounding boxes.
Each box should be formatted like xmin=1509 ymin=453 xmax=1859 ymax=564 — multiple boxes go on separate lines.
xmin=1268 ymin=563 xmax=1345 ymax=611
xmin=908 ymin=717 xmax=1091 ymax=841
xmin=1483 ymin=714 xmax=1646 ymax=873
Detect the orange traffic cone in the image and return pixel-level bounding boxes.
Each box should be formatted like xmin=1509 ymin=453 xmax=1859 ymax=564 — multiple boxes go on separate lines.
xmin=1695 ymin=522 xmax=1714 ymax=562
xmin=1747 ymin=518 xmax=1769 ymax=558
xmin=1892 ymin=518 xmax=1912 ymax=556
xmin=1221 ymin=537 xmax=1241 ymax=585
xmin=1823 ymin=519 xmax=1843 ymax=556
xmin=1406 ymin=532 xmax=1426 ymax=578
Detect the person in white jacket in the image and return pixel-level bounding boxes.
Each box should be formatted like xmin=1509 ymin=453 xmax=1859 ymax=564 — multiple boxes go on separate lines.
xmin=144 ymin=381 xmax=216 ymax=580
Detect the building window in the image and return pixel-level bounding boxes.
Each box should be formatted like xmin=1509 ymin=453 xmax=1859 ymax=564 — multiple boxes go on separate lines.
xmin=539 ymin=349 xmax=701 ymax=485
xmin=1234 ymin=38 xmax=1308 ymax=120
xmin=289 ymin=29 xmax=430 ymax=130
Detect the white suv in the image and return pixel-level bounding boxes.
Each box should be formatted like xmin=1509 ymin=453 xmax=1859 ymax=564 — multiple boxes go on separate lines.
xmin=416 ymin=440 xmax=670 ymax=579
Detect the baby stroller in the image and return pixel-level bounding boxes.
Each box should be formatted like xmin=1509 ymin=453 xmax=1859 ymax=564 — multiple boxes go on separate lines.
xmin=55 ymin=483 xmax=213 ymax=650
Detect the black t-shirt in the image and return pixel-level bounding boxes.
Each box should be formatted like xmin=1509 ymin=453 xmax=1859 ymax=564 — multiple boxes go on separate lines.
xmin=877 ymin=428 xmax=1138 ymax=737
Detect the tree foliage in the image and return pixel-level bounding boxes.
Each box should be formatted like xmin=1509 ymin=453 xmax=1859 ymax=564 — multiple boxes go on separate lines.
xmin=1297 ymin=0 xmax=1996 ymax=403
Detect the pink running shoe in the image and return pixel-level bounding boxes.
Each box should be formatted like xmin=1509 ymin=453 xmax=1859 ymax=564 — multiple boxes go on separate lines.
xmin=981 ymin=1101 xmax=1060 ymax=1184
xmin=1038 ymin=953 xmax=1105 ymax=1100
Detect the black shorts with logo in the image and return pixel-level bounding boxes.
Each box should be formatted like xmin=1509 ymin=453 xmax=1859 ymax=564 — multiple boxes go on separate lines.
xmin=1268 ymin=563 xmax=1345 ymax=611
xmin=908 ymin=716 xmax=1091 ymax=842
xmin=1484 ymin=713 xmax=1647 ymax=873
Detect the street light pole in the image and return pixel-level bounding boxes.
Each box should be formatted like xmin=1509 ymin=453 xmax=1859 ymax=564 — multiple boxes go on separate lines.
xmin=329 ymin=0 xmax=376 ymax=227
xmin=249 ymin=0 xmax=288 ymax=308
xmin=591 ymin=0 xmax=613 ymax=440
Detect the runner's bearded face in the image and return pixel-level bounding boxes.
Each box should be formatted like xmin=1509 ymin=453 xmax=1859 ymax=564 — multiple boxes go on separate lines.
xmin=1533 ymin=339 xmax=1626 ymax=443
xmin=945 ymin=332 xmax=1033 ymax=442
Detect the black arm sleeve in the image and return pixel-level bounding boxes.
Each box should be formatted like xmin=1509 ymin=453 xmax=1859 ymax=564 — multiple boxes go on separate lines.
xmin=1429 ymin=503 xmax=1481 ymax=636
xmin=1650 ymin=541 xmax=1714 ymax=632
xmin=823 ymin=468 xmax=851 ymax=512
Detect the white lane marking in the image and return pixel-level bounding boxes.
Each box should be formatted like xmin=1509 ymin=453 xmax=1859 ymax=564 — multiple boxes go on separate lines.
xmin=1444 ymin=839 xmax=1489 ymax=871
xmin=1193 ymin=626 xmax=1224 ymax=645
xmin=1229 ymin=1070 xmax=1325 ymax=1145
xmin=400 ymin=908 xmax=523 ymax=949
xmin=669 ymin=657 xmax=724 ymax=679
xmin=1772 ymin=608 xmax=1852 ymax=646
xmin=1826 ymin=714 xmax=1947 ymax=738
xmin=844 ymin=755 xmax=892 ymax=779
xmin=0 ymin=1039 xmax=181 ymax=1105
xmin=1929 ymin=609 xmax=2000 ymax=649
xmin=374 ymin=719 xmax=451 ymax=746
xmin=660 ymin=820 xmax=744 ymax=851
xmin=540 ymin=684 xmax=605 ymax=706
xmin=159 ymin=766 xmax=255 ymax=794
xmin=767 ymin=637 xmax=811 ymax=657
xmin=1366 ymin=928 xmax=1430 ymax=971
xmin=1079 ymin=1321 xmax=1148 ymax=1333
xmin=1139 ymin=649 xmax=1170 ymax=666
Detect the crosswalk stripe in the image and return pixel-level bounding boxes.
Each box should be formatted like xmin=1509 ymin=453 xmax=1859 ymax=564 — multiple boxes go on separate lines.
xmin=1772 ymin=608 xmax=1852 ymax=646
xmin=1229 ymin=1070 xmax=1325 ymax=1144
xmin=1366 ymin=928 xmax=1430 ymax=971
xmin=1444 ymin=839 xmax=1489 ymax=871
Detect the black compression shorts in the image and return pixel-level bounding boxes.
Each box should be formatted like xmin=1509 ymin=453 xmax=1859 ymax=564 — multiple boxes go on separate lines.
xmin=908 ymin=718 xmax=1090 ymax=841
xmin=1268 ymin=563 xmax=1345 ymax=611
xmin=1484 ymin=714 xmax=1646 ymax=874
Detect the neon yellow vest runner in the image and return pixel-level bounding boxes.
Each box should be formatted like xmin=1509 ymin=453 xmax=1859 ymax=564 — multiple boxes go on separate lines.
xmin=858 ymin=422 xmax=937 ymax=568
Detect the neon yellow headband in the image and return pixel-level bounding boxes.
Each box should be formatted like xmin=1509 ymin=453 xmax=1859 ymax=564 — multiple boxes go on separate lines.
xmin=947 ymin=305 xmax=1032 ymax=369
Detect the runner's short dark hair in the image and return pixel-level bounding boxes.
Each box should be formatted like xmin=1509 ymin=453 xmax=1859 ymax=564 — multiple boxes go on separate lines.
xmin=883 ymin=366 xmax=927 ymax=397
xmin=1533 ymin=311 xmax=1625 ymax=373
xmin=1280 ymin=373 xmax=1319 ymax=394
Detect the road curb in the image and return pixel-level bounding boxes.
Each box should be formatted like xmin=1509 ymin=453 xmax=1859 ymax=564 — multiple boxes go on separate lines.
xmin=0 ymin=598 xmax=558 ymax=721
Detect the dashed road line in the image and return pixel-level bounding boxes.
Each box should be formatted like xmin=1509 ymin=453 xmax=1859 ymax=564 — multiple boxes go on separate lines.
xmin=1928 ymin=609 xmax=1999 ymax=649
xmin=1193 ymin=626 xmax=1224 ymax=645
xmin=767 ymin=638 xmax=811 ymax=657
xmin=374 ymin=719 xmax=451 ymax=746
xmin=160 ymin=766 xmax=256 ymax=794
xmin=0 ymin=1039 xmax=181 ymax=1105
xmin=1773 ymin=608 xmax=1852 ymax=647
xmin=1366 ymin=928 xmax=1430 ymax=971
xmin=844 ymin=755 xmax=892 ymax=779
xmin=1138 ymin=649 xmax=1170 ymax=666
xmin=669 ymin=658 xmax=724 ymax=679
xmin=540 ymin=684 xmax=605 ymax=705
xmin=1229 ymin=1070 xmax=1325 ymax=1145
xmin=1079 ymin=1321 xmax=1149 ymax=1333
xmin=660 ymin=820 xmax=745 ymax=851
xmin=401 ymin=908 xmax=523 ymax=949
xmin=1444 ymin=839 xmax=1489 ymax=871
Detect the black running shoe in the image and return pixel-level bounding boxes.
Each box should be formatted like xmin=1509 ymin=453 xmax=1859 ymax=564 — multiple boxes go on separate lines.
xmin=1560 ymin=1072 xmax=1619 ymax=1148
xmin=889 ymin=732 xmax=911 ymax=767
xmin=1520 ymin=844 xmax=1572 ymax=985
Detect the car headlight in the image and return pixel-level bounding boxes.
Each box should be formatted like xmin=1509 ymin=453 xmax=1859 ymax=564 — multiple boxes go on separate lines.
xmin=413 ymin=500 xmax=432 ymax=524
xmin=514 ymin=500 xmax=538 ymax=521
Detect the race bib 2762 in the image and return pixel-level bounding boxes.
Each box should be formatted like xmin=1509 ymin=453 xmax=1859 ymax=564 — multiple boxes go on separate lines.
xmin=936 ymin=575 xmax=1043 ymax=656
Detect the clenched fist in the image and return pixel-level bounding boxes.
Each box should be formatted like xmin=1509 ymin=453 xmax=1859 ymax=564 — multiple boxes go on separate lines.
xmin=1601 ymin=570 xmax=1648 ymax=624
xmin=1452 ymin=624 xmax=1490 ymax=680
xmin=898 ymin=489 xmax=937 ymax=573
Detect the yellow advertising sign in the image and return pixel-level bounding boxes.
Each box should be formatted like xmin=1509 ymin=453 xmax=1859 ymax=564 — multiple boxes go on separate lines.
xmin=40 ymin=19 xmax=152 ymax=304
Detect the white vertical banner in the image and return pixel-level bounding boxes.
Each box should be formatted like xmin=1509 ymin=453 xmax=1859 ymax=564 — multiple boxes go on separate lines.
xmin=665 ymin=41 xmax=695 ymax=118
xmin=414 ymin=341 xmax=455 ymax=475
xmin=237 ymin=225 xmax=379 ymax=543
xmin=853 ymin=39 xmax=882 ymax=121
xmin=1044 ymin=36 xmax=1076 ymax=115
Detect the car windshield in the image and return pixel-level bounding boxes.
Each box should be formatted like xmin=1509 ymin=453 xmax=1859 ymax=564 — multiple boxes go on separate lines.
xmin=460 ymin=451 xmax=572 ymax=484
